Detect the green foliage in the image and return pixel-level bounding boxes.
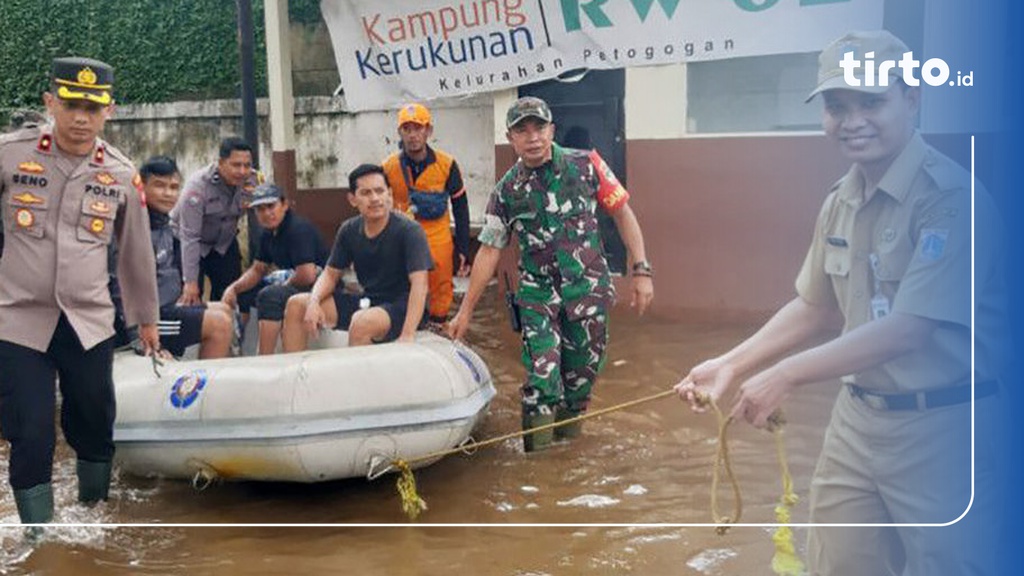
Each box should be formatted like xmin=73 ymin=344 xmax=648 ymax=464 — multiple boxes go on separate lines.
xmin=0 ymin=0 xmax=294 ymax=107
xmin=288 ymin=0 xmax=324 ymax=25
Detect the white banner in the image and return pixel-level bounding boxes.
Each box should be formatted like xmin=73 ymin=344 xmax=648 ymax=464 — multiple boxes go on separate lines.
xmin=321 ymin=0 xmax=884 ymax=112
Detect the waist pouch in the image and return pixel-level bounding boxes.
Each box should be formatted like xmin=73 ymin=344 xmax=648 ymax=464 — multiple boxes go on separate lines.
xmin=409 ymin=188 xmax=449 ymax=220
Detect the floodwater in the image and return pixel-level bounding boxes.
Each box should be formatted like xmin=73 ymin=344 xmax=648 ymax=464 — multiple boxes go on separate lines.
xmin=0 ymin=288 xmax=839 ymax=575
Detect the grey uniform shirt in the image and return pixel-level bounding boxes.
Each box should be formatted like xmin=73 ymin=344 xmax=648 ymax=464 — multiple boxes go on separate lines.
xmin=169 ymin=163 xmax=257 ymax=284
xmin=0 ymin=125 xmax=158 ymax=352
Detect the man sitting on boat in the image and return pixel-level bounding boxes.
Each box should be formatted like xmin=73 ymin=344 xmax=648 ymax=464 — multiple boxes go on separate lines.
xmin=221 ymin=183 xmax=328 ymax=354
xmin=281 ymin=163 xmax=432 ymax=349
xmin=112 ymin=156 xmax=235 ymax=359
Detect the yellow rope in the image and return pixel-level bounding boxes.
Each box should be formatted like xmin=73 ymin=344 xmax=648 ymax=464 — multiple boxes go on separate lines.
xmin=768 ymin=415 xmax=805 ymax=576
xmin=388 ymin=383 xmax=805 ymax=576
xmin=394 ymin=459 xmax=428 ymax=520
xmin=703 ymin=396 xmax=742 ymax=535
xmin=387 ymin=388 xmax=678 ymax=520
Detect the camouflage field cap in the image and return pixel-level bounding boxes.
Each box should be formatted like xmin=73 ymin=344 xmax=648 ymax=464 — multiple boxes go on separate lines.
xmin=806 ymin=30 xmax=911 ymax=102
xmin=52 ymin=57 xmax=114 ymax=105
xmin=506 ymin=96 xmax=553 ymax=129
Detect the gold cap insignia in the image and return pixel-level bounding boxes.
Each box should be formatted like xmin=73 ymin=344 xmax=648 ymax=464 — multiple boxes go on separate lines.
xmin=15 ymin=208 xmax=35 ymax=228
xmin=90 ymin=218 xmax=106 ymax=234
xmin=18 ymin=161 xmax=45 ymax=174
xmin=12 ymin=192 xmax=44 ymax=205
xmin=77 ymin=67 xmax=98 ymax=86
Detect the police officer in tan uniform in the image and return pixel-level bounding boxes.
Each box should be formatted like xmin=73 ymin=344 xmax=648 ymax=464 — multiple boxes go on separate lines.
xmin=0 ymin=57 xmax=160 ymax=527
xmin=170 ymin=136 xmax=260 ymax=305
xmin=676 ymin=31 xmax=1003 ymax=575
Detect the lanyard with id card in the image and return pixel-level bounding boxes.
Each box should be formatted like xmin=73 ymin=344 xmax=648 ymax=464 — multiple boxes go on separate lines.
xmin=868 ymin=253 xmax=890 ymax=320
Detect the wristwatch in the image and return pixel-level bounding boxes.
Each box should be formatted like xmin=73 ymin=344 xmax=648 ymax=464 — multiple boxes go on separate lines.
xmin=631 ymin=260 xmax=653 ymax=277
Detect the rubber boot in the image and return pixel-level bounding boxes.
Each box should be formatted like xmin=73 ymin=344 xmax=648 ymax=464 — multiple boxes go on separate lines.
xmin=522 ymin=411 xmax=556 ymax=453
xmin=14 ymin=482 xmax=54 ymax=524
xmin=77 ymin=459 xmax=112 ymax=505
xmin=15 ymin=482 xmax=53 ymax=542
xmin=554 ymin=407 xmax=583 ymax=440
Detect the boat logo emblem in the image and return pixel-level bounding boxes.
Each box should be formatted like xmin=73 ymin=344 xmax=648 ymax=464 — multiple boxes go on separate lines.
xmin=453 ymin=348 xmax=483 ymax=384
xmin=170 ymin=369 xmax=208 ymax=409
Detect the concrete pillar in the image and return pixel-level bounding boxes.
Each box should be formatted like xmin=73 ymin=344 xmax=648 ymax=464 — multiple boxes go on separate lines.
xmin=264 ymin=0 xmax=297 ymax=197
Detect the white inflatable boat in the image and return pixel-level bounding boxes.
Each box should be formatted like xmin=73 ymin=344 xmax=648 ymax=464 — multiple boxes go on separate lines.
xmin=111 ymin=332 xmax=495 ymax=484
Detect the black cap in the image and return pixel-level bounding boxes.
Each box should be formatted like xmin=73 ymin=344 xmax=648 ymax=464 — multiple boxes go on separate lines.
xmin=249 ymin=184 xmax=284 ymax=207
xmin=51 ymin=57 xmax=114 ymax=105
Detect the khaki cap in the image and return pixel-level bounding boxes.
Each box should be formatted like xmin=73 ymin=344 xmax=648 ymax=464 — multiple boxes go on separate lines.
xmin=806 ymin=30 xmax=911 ymax=102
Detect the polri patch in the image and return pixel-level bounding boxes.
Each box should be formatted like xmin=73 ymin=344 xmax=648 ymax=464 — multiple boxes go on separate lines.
xmin=15 ymin=208 xmax=34 ymax=228
xmin=918 ymin=229 xmax=949 ymax=262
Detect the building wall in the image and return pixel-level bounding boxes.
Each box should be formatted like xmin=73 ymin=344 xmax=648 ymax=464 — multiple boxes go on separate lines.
xmin=105 ymin=95 xmax=496 ymax=223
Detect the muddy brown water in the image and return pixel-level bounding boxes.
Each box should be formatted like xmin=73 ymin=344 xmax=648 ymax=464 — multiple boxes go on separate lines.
xmin=0 ymin=290 xmax=838 ymax=575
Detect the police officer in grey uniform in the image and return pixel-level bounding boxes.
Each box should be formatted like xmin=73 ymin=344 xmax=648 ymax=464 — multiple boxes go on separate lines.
xmin=0 ymin=57 xmax=160 ymax=526
xmin=170 ymin=136 xmax=260 ymax=305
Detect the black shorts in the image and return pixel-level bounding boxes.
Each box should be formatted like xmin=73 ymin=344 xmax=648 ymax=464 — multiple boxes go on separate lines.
xmin=331 ymin=292 xmax=424 ymax=343
xmin=158 ymin=305 xmax=206 ymax=357
xmin=237 ymin=280 xmax=303 ymax=321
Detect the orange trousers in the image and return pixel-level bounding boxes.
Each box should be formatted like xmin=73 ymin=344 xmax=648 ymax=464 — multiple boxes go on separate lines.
xmin=421 ymin=218 xmax=454 ymax=321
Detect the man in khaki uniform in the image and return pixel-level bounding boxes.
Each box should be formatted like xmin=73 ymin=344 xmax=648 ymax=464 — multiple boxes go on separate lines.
xmin=676 ymin=31 xmax=1003 ymax=574
xmin=0 ymin=57 xmax=159 ymax=528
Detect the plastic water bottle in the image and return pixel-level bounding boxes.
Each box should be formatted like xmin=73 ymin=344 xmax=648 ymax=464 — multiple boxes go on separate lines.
xmin=265 ymin=269 xmax=294 ymax=286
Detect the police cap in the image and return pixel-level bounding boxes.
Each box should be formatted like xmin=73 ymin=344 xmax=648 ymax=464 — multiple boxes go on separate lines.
xmin=51 ymin=57 xmax=114 ymax=106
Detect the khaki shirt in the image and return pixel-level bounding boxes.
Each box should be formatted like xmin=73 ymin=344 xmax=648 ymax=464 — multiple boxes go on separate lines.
xmin=796 ymin=133 xmax=1003 ymax=392
xmin=170 ymin=163 xmax=258 ymax=284
xmin=0 ymin=125 xmax=158 ymax=352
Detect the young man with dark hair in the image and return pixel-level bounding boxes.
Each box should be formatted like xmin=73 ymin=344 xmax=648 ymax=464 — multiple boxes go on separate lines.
xmin=281 ymin=164 xmax=432 ymax=350
xmin=222 ymin=183 xmax=327 ymax=354
xmin=137 ymin=155 xmax=233 ymax=359
xmin=170 ymin=136 xmax=261 ymax=304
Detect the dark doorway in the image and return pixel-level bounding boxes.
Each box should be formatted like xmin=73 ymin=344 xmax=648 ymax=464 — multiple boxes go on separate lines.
xmin=519 ymin=69 xmax=628 ymax=274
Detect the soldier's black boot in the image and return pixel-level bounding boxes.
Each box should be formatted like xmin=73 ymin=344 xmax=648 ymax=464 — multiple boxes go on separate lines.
xmin=522 ymin=409 xmax=556 ymax=453
xmin=77 ymin=459 xmax=112 ymax=505
xmin=554 ymin=407 xmax=584 ymax=440
xmin=14 ymin=482 xmax=53 ymax=542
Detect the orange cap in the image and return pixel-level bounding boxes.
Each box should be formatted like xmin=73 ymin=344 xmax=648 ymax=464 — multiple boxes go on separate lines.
xmin=397 ymin=103 xmax=432 ymax=127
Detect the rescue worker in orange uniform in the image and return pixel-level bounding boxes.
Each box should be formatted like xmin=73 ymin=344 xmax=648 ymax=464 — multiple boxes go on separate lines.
xmin=382 ymin=103 xmax=471 ymax=324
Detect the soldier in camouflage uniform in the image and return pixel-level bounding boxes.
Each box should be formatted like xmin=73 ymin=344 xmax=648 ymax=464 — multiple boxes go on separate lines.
xmin=449 ymin=97 xmax=654 ymax=452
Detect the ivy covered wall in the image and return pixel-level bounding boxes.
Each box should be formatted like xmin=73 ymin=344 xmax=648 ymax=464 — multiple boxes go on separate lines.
xmin=0 ymin=0 xmax=336 ymax=110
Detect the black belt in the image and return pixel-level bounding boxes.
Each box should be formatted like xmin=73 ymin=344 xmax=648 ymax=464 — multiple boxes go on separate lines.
xmin=847 ymin=380 xmax=998 ymax=411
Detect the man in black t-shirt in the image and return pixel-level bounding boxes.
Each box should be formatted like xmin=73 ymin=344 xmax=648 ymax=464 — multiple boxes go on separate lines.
xmin=222 ymin=184 xmax=328 ymax=354
xmin=281 ymin=164 xmax=432 ymax=349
